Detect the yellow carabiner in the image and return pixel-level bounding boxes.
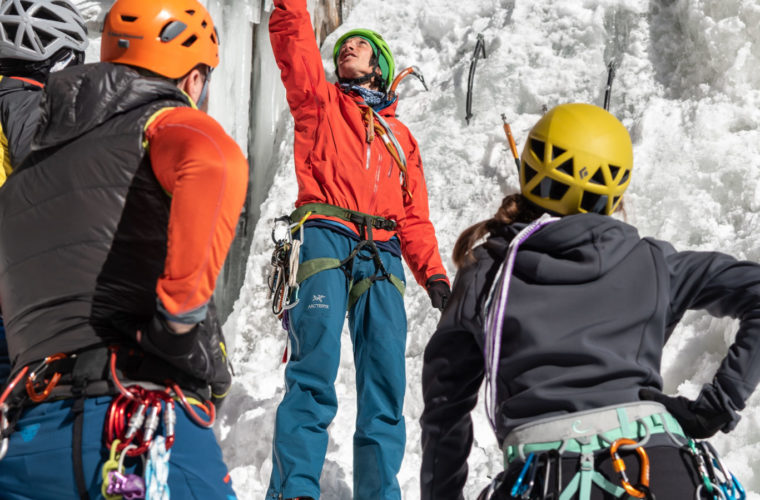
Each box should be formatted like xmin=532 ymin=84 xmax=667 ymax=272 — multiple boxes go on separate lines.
xmin=101 ymin=438 xmax=122 ymax=500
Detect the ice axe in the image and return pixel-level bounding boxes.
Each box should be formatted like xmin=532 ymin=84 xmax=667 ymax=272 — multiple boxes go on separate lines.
xmin=501 ymin=114 xmax=521 ymax=172
xmin=388 ymin=66 xmax=428 ymax=100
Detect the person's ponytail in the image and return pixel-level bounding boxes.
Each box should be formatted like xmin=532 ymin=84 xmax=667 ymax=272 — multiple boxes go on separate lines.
xmin=452 ymin=194 xmax=544 ymax=268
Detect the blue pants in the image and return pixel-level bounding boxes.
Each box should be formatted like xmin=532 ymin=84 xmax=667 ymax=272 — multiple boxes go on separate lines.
xmin=267 ymin=225 xmax=408 ymax=500
xmin=0 ymin=395 xmax=236 ymax=499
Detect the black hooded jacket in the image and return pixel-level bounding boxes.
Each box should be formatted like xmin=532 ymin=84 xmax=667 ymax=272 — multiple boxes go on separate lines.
xmin=0 ymin=63 xmax=192 ymax=371
xmin=0 ymin=75 xmax=44 ymax=177
xmin=420 ymin=213 xmax=760 ymax=499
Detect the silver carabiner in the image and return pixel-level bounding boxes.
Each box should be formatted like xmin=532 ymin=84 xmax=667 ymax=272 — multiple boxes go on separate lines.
xmin=0 ymin=404 xmax=10 ymax=460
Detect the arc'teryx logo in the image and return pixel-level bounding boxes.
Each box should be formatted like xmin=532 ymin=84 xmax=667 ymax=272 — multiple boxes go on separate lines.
xmin=308 ymin=294 xmax=329 ymax=310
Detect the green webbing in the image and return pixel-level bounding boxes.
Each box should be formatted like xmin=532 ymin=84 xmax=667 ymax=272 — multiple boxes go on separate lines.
xmin=559 ymin=450 xmax=626 ymax=500
xmin=297 ymin=257 xmax=405 ymax=311
xmin=347 ymin=274 xmax=405 ymax=310
xmin=296 ymin=257 xmax=342 ymax=284
xmin=290 ymin=203 xmax=395 ymax=231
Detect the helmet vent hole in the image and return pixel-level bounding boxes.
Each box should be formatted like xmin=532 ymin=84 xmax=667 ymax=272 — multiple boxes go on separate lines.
xmin=36 ymin=30 xmax=55 ymax=48
xmin=33 ymin=6 xmax=56 ymax=21
xmin=185 ymin=9 xmax=196 ymax=15
xmin=609 ymin=164 xmax=620 ymax=180
xmin=4 ymin=23 xmax=18 ymax=43
xmin=589 ymin=168 xmax=606 ymax=185
xmin=552 ymin=146 xmax=565 ymax=160
xmin=619 ymin=169 xmax=630 ymax=184
xmin=202 ymin=20 xmax=208 ymax=28
xmin=581 ymin=193 xmax=608 ymax=213
xmin=160 ymin=21 xmax=187 ymax=42
xmin=523 ymin=162 xmax=537 ymax=184
xmin=549 ymin=180 xmax=570 ymax=200
xmin=556 ymin=158 xmax=573 ymax=176
xmin=182 ymin=34 xmax=197 ymax=47
xmin=120 ymin=15 xmax=138 ymax=22
xmin=530 ymin=139 xmax=545 ymax=162
xmin=22 ymin=31 xmax=34 ymax=50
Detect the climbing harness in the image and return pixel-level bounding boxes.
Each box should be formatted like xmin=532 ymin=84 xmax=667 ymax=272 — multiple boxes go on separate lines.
xmin=483 ymin=214 xmax=559 ymax=432
xmin=288 ymin=203 xmax=404 ymax=310
xmin=466 ymin=33 xmax=487 ymax=124
xmin=501 ymin=113 xmax=521 ymax=172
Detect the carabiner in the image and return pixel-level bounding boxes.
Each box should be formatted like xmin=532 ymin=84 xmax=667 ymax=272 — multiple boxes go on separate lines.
xmin=0 ymin=406 xmax=9 ymax=460
xmin=610 ymin=438 xmax=651 ymax=499
xmin=510 ymin=453 xmax=535 ymax=498
xmin=25 ymin=353 xmax=67 ymax=402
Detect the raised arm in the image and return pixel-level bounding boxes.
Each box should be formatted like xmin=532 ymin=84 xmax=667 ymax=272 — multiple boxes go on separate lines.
xmin=269 ymin=0 xmax=333 ymax=120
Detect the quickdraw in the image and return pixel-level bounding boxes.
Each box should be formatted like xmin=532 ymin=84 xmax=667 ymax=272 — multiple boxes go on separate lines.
xmin=610 ymin=438 xmax=653 ymax=499
xmin=267 ymin=215 xmax=305 ymax=316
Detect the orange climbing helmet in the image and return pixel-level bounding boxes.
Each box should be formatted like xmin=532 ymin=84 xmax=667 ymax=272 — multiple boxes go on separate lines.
xmin=101 ymin=0 xmax=219 ymax=79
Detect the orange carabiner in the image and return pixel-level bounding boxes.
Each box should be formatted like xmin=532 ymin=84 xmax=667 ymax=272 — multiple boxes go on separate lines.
xmin=610 ymin=438 xmax=651 ymax=499
xmin=25 ymin=353 xmax=67 ymax=403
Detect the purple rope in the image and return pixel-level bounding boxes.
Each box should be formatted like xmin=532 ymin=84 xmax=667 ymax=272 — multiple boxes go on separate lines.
xmin=483 ymin=214 xmax=558 ymax=431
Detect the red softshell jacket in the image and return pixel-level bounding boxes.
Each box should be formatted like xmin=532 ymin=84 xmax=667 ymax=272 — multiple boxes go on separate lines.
xmin=270 ymin=0 xmax=448 ymax=287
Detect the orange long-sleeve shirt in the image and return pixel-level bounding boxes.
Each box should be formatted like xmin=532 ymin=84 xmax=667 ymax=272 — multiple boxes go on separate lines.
xmin=145 ymin=107 xmax=248 ymax=321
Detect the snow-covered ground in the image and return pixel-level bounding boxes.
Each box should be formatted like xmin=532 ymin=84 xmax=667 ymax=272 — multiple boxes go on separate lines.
xmin=76 ymin=0 xmax=760 ymax=498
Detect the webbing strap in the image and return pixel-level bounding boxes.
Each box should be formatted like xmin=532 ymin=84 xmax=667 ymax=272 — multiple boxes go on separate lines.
xmin=72 ymin=395 xmax=90 ymax=500
xmin=290 ymin=203 xmax=396 ymax=232
xmin=296 ymin=257 xmax=341 ymax=284
xmin=348 ymin=274 xmax=405 ymax=310
xmin=558 ymin=451 xmax=626 ymax=500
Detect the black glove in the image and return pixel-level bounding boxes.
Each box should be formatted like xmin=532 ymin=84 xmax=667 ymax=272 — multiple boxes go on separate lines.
xmin=426 ymin=279 xmax=451 ymax=311
xmin=204 ymin=299 xmax=233 ymax=409
xmin=639 ymin=385 xmax=738 ymax=439
xmin=138 ymin=315 xmax=215 ymax=382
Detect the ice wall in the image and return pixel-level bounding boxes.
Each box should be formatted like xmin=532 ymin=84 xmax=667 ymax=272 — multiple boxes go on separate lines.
xmin=226 ymin=0 xmax=760 ymax=498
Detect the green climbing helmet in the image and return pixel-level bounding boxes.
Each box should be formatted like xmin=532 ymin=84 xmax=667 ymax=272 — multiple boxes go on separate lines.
xmin=333 ymin=28 xmax=395 ymax=89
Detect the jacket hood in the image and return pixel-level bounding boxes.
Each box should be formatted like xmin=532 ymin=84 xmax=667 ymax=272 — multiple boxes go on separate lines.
xmin=486 ymin=213 xmax=641 ymax=284
xmin=34 ymin=63 xmax=191 ymax=149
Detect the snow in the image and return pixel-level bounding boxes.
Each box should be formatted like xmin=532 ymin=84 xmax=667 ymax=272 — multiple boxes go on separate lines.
xmin=75 ymin=0 xmax=760 ymax=498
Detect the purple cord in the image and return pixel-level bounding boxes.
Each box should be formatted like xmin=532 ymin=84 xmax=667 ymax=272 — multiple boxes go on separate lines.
xmin=483 ymin=214 xmax=558 ymax=432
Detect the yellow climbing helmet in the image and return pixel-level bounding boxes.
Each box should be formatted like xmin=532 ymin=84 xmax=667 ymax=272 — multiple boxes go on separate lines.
xmin=520 ymin=103 xmax=633 ymax=216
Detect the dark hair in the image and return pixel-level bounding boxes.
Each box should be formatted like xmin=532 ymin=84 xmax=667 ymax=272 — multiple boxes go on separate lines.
xmin=452 ymin=193 xmax=628 ymax=268
xmin=452 ymin=193 xmax=545 ymax=268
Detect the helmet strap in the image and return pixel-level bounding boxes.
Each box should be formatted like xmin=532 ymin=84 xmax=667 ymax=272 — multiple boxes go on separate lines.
xmin=196 ymin=68 xmax=213 ymax=109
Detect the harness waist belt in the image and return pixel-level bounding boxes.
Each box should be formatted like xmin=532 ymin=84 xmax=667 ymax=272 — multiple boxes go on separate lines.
xmin=503 ymin=401 xmax=686 ymax=462
xmin=291 ymin=203 xmax=397 ymax=232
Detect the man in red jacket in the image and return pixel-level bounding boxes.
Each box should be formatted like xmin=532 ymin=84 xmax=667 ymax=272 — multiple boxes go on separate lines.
xmin=267 ymin=1 xmax=450 ymax=499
